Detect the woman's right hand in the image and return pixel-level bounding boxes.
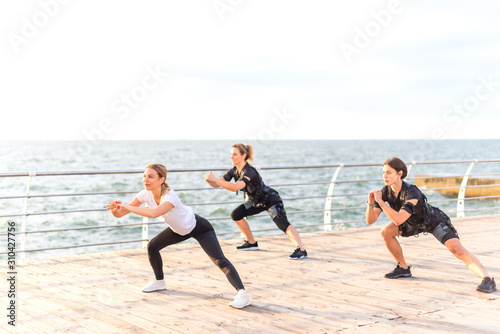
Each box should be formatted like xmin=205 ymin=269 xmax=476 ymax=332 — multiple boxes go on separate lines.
xmin=368 ymin=190 xmax=377 ymax=204
xmin=106 ymin=201 xmax=122 ymax=211
xmin=204 ymin=171 xmax=216 ymax=182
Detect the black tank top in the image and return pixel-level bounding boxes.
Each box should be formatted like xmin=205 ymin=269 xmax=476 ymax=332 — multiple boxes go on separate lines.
xmin=223 ymin=163 xmax=272 ymax=206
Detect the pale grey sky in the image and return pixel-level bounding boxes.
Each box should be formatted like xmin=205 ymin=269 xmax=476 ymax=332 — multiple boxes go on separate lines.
xmin=2 ymin=0 xmax=500 ymax=141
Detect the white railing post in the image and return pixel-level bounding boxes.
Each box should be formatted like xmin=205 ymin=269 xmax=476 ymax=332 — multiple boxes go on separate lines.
xmin=324 ymin=164 xmax=343 ymax=231
xmin=20 ymin=172 xmax=36 ymax=260
xmin=142 ymin=216 xmax=149 ymax=248
xmin=457 ymin=160 xmax=477 ymax=218
xmin=406 ymin=161 xmax=416 ymax=179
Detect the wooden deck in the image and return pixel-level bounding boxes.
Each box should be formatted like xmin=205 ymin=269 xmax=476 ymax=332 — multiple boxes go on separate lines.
xmin=5 ymin=215 xmax=500 ymax=333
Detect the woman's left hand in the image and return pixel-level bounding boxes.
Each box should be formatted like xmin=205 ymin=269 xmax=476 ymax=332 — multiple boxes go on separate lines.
xmin=205 ymin=171 xmax=217 ymax=182
xmin=106 ymin=201 xmax=121 ymax=210
xmin=373 ymin=190 xmax=383 ymax=203
xmin=114 ymin=202 xmax=129 ymax=211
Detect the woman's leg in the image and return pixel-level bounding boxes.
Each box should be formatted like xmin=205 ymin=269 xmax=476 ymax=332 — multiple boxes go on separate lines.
xmin=147 ymin=228 xmax=190 ymax=280
xmin=432 ymin=220 xmax=489 ymax=278
xmin=285 ymin=225 xmax=304 ymax=250
xmin=380 ymin=222 xmax=408 ymax=268
xmin=268 ymin=203 xmax=305 ymax=251
xmin=234 ymin=219 xmax=256 ymax=244
xmin=192 ymin=215 xmax=245 ymax=290
xmin=231 ymin=204 xmax=265 ymax=244
xmin=444 ymin=238 xmax=489 ymax=278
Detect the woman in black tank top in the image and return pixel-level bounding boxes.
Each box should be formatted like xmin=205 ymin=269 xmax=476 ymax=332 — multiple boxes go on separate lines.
xmin=205 ymin=143 xmax=307 ymax=260
xmin=366 ymin=157 xmax=496 ymax=293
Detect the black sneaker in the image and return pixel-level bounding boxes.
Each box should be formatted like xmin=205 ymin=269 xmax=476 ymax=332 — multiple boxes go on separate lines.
xmin=385 ymin=263 xmax=412 ymax=279
xmin=477 ymin=277 xmax=497 ymax=293
xmin=289 ymin=247 xmax=307 ymax=260
xmin=236 ymin=240 xmax=259 ymax=251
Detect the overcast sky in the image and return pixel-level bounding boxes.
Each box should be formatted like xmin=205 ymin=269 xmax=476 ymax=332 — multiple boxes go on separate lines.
xmin=2 ymin=0 xmax=500 ymax=141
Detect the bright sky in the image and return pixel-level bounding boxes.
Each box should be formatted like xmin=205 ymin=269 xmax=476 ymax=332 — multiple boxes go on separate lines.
xmin=1 ymin=0 xmax=500 ymax=141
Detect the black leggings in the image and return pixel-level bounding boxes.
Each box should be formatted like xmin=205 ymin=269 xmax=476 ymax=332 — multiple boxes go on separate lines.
xmin=231 ymin=200 xmax=291 ymax=233
xmin=147 ymin=214 xmax=244 ymax=291
xmin=431 ymin=220 xmax=459 ymax=244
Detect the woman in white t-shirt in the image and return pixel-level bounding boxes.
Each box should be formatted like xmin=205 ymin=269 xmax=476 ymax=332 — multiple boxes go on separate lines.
xmin=107 ymin=163 xmax=250 ymax=308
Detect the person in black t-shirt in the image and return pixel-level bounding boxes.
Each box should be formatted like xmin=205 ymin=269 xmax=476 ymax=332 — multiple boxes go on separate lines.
xmin=205 ymin=143 xmax=307 ymax=259
xmin=366 ymin=157 xmax=496 ymax=293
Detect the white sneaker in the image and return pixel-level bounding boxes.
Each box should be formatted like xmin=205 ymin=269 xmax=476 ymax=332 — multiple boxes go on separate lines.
xmin=142 ymin=279 xmax=166 ymax=293
xmin=229 ymin=289 xmax=250 ymax=309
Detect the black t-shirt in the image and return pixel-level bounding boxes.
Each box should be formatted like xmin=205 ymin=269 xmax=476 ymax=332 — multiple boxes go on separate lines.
xmin=374 ymin=181 xmax=443 ymax=236
xmin=223 ymin=163 xmax=271 ymax=206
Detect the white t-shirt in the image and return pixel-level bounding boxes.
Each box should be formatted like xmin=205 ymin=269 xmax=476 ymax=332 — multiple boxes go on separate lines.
xmin=136 ymin=189 xmax=196 ymax=236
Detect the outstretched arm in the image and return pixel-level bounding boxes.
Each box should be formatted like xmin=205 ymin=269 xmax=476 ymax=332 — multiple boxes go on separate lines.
xmin=205 ymin=171 xmax=246 ymax=192
xmin=117 ymin=201 xmax=174 ymax=219
xmin=204 ymin=172 xmax=220 ymax=188
xmin=107 ymin=197 xmax=143 ymax=218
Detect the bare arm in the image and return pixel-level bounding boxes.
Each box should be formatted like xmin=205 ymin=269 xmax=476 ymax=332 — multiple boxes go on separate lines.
xmin=118 ymin=201 xmax=174 ymax=219
xmin=107 ymin=197 xmax=142 ymax=218
xmin=205 ymin=171 xmax=246 ymax=192
xmin=205 ymin=171 xmax=221 ymax=188
xmin=206 ymin=180 xmax=219 ymax=188
xmin=366 ymin=190 xmax=382 ymax=224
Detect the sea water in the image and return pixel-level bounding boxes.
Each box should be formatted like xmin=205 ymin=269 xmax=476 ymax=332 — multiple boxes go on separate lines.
xmin=1 ymin=140 xmax=500 ymax=259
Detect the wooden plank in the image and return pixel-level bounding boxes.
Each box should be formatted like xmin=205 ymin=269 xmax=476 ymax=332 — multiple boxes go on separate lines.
xmin=10 ymin=215 xmax=500 ymax=333
xmin=19 ymin=263 xmax=220 ymax=333
xmin=15 ymin=300 xmax=95 ymax=334
xmin=22 ymin=253 xmax=314 ymax=333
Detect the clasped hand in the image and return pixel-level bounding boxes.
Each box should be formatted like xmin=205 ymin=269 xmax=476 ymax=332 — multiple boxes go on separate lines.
xmin=106 ymin=201 xmax=123 ymax=210
xmin=368 ymin=190 xmax=383 ymax=203
xmin=204 ymin=171 xmax=217 ymax=183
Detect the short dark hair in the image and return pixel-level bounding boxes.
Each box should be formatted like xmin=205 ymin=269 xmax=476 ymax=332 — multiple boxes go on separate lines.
xmin=384 ymin=157 xmax=407 ymax=179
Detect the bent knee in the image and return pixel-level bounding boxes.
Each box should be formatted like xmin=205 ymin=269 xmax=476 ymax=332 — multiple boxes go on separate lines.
xmin=147 ymin=241 xmax=161 ymax=254
xmin=380 ymin=223 xmax=399 ymax=239
xmin=230 ymin=211 xmax=241 ymax=221
xmin=231 ymin=207 xmax=246 ymax=221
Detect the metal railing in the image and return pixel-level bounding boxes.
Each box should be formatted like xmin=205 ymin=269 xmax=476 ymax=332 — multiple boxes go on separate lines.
xmin=2 ymin=159 xmax=500 ymax=258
